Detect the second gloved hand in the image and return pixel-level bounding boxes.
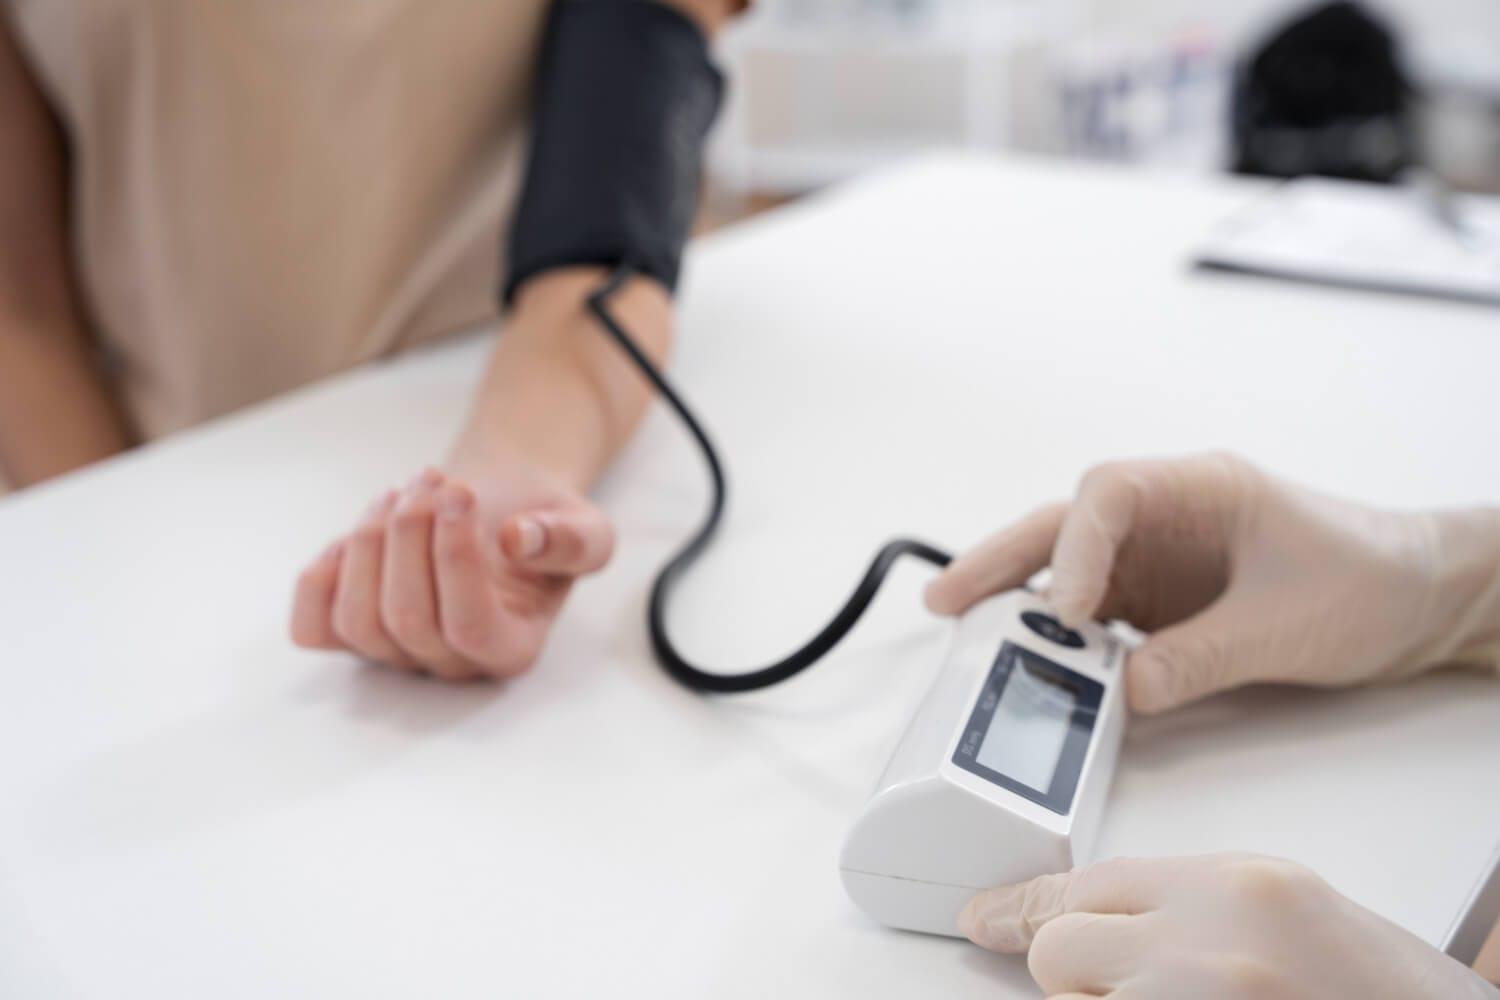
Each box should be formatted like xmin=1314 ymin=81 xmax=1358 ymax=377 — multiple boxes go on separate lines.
xmin=925 ymin=453 xmax=1500 ymax=713
xmin=960 ymin=853 xmax=1498 ymax=999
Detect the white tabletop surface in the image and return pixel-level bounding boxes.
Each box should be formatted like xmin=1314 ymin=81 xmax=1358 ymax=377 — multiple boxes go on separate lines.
xmin=3 ymin=155 xmax=1499 ymax=999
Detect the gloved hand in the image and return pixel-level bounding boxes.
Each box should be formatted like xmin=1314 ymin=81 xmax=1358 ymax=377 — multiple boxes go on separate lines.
xmin=959 ymin=853 xmax=1499 ymax=999
xmin=925 ymin=453 xmax=1500 ymax=714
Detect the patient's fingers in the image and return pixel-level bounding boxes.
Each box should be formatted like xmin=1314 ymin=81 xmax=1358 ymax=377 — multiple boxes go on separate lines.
xmin=433 ymin=484 xmax=511 ymax=676
xmin=502 ymin=507 xmax=615 ymax=577
xmin=382 ymin=471 xmax=476 ymax=681
xmin=290 ymin=540 xmax=346 ymax=650
xmin=332 ymin=490 xmax=411 ymax=667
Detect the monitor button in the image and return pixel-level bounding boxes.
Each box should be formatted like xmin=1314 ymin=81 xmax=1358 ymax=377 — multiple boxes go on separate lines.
xmin=1021 ymin=611 xmax=1086 ymax=649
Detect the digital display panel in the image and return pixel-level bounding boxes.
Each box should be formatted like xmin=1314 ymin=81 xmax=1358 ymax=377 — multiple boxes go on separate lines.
xmin=952 ymin=642 xmax=1102 ymax=815
xmin=974 ymin=660 xmax=1077 ymax=792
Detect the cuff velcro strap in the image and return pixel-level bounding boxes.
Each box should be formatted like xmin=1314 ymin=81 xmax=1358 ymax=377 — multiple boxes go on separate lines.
xmin=504 ymin=0 xmax=725 ymax=304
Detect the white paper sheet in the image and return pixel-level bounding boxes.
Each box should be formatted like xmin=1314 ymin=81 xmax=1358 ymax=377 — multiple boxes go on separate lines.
xmin=1194 ymin=176 xmax=1500 ymax=307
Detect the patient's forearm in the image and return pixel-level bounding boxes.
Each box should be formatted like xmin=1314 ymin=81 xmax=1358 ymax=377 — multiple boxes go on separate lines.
xmin=0 ymin=316 xmax=134 ymax=487
xmin=447 ymin=268 xmax=674 ymax=490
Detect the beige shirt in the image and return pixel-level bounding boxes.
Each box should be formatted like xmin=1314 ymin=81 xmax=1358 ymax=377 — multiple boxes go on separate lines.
xmin=6 ymin=0 xmax=548 ymax=438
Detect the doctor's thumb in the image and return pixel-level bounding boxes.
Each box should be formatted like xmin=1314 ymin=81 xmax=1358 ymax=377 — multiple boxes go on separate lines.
xmin=1127 ymin=612 xmax=1247 ymax=714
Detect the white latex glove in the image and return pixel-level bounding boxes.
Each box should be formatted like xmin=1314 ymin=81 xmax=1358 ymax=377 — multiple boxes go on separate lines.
xmin=959 ymin=853 xmax=1499 ymax=999
xmin=925 ymin=453 xmax=1500 ymax=714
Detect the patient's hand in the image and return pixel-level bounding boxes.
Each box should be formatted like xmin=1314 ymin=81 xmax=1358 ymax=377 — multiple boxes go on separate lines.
xmin=287 ymin=269 xmax=671 ymax=683
xmin=290 ymin=464 xmax=613 ymax=681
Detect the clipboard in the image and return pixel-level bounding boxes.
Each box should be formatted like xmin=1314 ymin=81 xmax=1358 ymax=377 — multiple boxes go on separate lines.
xmin=1445 ymin=841 xmax=1500 ymax=968
xmin=1194 ymin=176 xmax=1500 ymax=308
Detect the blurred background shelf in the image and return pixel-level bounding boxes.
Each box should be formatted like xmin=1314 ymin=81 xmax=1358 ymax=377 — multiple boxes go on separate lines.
xmin=706 ymin=0 xmax=1500 ymax=205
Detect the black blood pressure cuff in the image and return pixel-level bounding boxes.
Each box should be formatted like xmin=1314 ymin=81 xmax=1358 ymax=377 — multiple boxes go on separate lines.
xmin=503 ymin=0 xmax=726 ymax=305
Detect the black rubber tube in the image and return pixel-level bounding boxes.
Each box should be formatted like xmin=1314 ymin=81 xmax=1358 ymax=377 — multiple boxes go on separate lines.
xmin=586 ymin=265 xmax=952 ymax=693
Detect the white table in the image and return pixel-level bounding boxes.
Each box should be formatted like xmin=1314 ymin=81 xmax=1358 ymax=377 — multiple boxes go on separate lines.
xmin=3 ymin=155 xmax=1498 ymax=999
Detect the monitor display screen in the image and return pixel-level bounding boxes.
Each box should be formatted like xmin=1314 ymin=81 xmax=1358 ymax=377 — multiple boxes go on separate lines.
xmin=974 ymin=659 xmax=1077 ymax=794
xmin=952 ymin=642 xmax=1103 ymax=815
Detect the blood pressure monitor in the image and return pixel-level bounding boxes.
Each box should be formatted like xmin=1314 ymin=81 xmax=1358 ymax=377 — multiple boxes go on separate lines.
xmin=579 ymin=243 xmax=1127 ymax=937
xmin=841 ymin=590 xmax=1127 ymax=936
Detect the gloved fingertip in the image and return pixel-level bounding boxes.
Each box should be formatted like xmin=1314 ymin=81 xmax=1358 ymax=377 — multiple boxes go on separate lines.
xmin=923 ymin=577 xmax=964 ymax=616
xmin=1048 ymin=585 xmax=1094 ymax=629
xmin=956 ymin=894 xmax=984 ymax=943
xmin=958 ymin=888 xmax=1027 ymax=953
xmin=1054 ymin=605 xmax=1089 ymax=630
xmin=1126 ymin=654 xmax=1179 ymax=715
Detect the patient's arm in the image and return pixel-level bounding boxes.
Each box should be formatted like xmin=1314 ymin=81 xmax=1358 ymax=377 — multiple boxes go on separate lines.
xmin=289 ymin=0 xmax=746 ymax=681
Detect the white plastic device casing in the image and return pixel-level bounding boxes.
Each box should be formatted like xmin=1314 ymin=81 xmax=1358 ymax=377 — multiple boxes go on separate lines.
xmin=840 ymin=589 xmax=1127 ymax=937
